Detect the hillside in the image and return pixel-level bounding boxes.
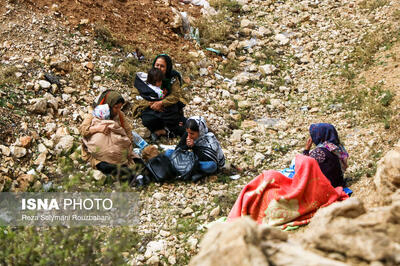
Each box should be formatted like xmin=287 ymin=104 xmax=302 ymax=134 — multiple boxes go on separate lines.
xmin=1 ymin=0 xmax=400 ymax=265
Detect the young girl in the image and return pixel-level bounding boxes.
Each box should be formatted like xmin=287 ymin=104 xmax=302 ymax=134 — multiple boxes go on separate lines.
xmin=165 ymin=116 xmax=225 ymax=177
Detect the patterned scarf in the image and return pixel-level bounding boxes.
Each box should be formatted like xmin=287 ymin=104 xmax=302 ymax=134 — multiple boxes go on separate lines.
xmin=310 ymin=123 xmax=349 ymax=172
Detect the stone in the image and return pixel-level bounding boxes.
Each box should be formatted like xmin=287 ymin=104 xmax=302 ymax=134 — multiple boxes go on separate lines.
xmin=234 ymin=72 xmax=250 ymax=85
xmin=93 ymin=75 xmax=102 ymax=82
xmin=11 ymin=146 xmax=27 ymax=158
xmin=20 ymin=136 xmax=32 ymax=147
xmin=159 ymin=230 xmax=170 ymax=237
xmin=210 ymin=206 xmax=220 ymax=218
xmin=34 ymin=153 xmax=47 ymax=165
xmin=230 ymin=130 xmax=243 ymax=143
xmin=254 ymin=152 xmax=265 ymax=167
xmin=28 ymin=98 xmax=47 ymax=114
xmin=92 ymin=170 xmax=105 ymax=181
xmin=38 ymin=80 xmax=51 ymax=89
xmin=16 ymin=174 xmax=35 ymax=192
xmin=193 ymin=96 xmax=203 ymax=104
xmin=238 ymin=100 xmax=250 ymax=109
xmin=145 ymin=240 xmax=166 ymax=258
xmin=79 ymin=18 xmax=89 ymax=25
xmin=85 ymin=62 xmax=94 ymax=70
xmin=221 ymin=90 xmax=230 ymax=99
xmin=241 ymin=120 xmax=258 ymax=129
xmin=259 ymin=64 xmax=276 ymax=75
xmin=240 ymin=19 xmax=252 ymax=29
xmin=182 ymin=207 xmax=194 ymax=216
xmin=190 ymin=218 xmax=269 ymax=266
xmin=188 ymin=237 xmax=198 ymax=250
xmin=54 ymin=127 xmax=69 ymax=143
xmin=275 ymin=34 xmax=290 ymax=45
xmin=153 ymin=192 xmax=165 ymax=200
xmin=168 ymin=256 xmax=176 ymax=264
xmin=191 ymin=217 xmax=347 ymax=266
xmin=146 ymin=255 xmax=160 ymax=265
xmin=303 ymin=198 xmax=400 ymax=263
xmin=257 ymin=26 xmax=271 ymax=37
xmin=45 ymin=123 xmax=57 ymax=134
xmin=374 ymin=146 xmax=400 ymax=198
xmin=0 ymin=145 xmax=11 ymax=156
xmin=54 ymin=135 xmax=74 ymax=154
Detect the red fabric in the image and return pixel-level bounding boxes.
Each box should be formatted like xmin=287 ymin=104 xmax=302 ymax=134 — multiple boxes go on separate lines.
xmin=228 ymin=154 xmax=348 ymax=229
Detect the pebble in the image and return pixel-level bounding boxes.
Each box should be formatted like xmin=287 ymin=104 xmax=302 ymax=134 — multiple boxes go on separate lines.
xmin=11 ymin=146 xmax=27 ymax=158
xmin=210 ymin=206 xmax=220 ymax=218
xmin=93 ymin=75 xmax=102 ymax=82
xmin=182 ymin=207 xmax=194 ymax=216
xmin=38 ymin=80 xmax=51 ymax=89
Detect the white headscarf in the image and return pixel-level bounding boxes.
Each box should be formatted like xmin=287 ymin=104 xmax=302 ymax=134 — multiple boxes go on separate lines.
xmin=189 ymin=115 xmax=208 ymax=137
xmin=187 ymin=116 xmax=225 ymax=168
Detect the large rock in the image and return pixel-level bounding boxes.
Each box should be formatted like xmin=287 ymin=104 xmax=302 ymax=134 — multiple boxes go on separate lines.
xmin=303 ymin=198 xmax=400 ymax=264
xmin=28 ymin=98 xmax=47 ymax=114
xmin=11 ymin=146 xmax=27 ymax=158
xmin=374 ymin=145 xmax=400 ymax=199
xmin=190 ymin=218 xmax=269 ymax=266
xmin=54 ymin=135 xmax=74 ymax=154
xmin=190 ymin=217 xmax=346 ymax=266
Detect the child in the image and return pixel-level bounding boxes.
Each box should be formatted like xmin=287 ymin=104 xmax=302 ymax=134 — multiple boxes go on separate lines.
xmin=134 ymin=68 xmax=165 ymax=101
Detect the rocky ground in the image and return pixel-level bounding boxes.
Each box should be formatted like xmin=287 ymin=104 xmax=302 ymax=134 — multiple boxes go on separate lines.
xmin=1 ymin=0 xmax=400 ymax=265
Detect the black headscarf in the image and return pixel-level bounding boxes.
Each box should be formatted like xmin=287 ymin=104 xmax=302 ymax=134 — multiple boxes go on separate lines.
xmin=152 ymin=54 xmax=182 ymax=93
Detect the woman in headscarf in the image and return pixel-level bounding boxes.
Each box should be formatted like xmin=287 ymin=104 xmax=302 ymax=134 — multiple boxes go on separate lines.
xmin=303 ymin=123 xmax=349 ymax=188
xmin=165 ymin=116 xmax=225 ymax=176
xmin=132 ymin=54 xmax=188 ymax=141
xmin=79 ymin=90 xmax=138 ymax=179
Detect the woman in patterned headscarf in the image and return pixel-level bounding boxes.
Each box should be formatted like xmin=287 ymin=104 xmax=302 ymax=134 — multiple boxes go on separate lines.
xmin=132 ymin=54 xmax=188 ymax=141
xmin=303 ymin=123 xmax=349 ymax=187
xmin=165 ymin=116 xmax=225 ymax=176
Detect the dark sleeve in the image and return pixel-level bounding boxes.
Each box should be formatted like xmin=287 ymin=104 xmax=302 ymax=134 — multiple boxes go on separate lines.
xmin=309 ymin=148 xmax=345 ymax=188
xmin=176 ymin=132 xmax=189 ymax=150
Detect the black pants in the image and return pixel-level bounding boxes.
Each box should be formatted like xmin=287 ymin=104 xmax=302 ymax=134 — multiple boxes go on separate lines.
xmin=96 ymin=162 xmax=134 ymax=181
xmin=141 ymin=105 xmax=186 ymax=137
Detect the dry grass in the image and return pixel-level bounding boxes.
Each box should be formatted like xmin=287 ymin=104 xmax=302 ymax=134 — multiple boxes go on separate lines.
xmin=94 ymin=24 xmax=121 ymax=50
xmin=359 ymin=0 xmax=389 ymax=12
xmin=194 ymin=0 xmax=241 ymax=47
xmin=0 ymin=65 xmax=19 ymax=86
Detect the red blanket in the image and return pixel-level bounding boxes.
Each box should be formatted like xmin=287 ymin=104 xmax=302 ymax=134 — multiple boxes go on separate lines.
xmin=228 ymin=154 xmax=348 ymax=229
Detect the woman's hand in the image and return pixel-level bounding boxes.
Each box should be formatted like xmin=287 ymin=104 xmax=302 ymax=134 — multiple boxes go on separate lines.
xmin=150 ymin=101 xmax=164 ymax=112
xmin=186 ymin=136 xmax=194 ymax=148
xmin=305 ymin=137 xmax=313 ymax=150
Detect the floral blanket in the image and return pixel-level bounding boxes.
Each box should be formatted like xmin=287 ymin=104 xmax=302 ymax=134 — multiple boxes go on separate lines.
xmin=228 ymin=154 xmax=348 ymax=229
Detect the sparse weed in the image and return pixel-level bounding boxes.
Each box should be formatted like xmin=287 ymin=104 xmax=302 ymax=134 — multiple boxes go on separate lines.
xmin=195 ymin=0 xmax=240 ymax=47
xmin=359 ymin=0 xmax=389 ymax=12
xmin=94 ymin=24 xmax=121 ymax=50
xmin=0 ymin=65 xmax=19 ymax=86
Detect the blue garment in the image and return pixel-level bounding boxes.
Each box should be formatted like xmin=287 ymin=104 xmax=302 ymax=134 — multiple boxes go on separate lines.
xmin=165 ymin=149 xmax=217 ymax=174
xmin=279 ymin=159 xmax=296 ymax=178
